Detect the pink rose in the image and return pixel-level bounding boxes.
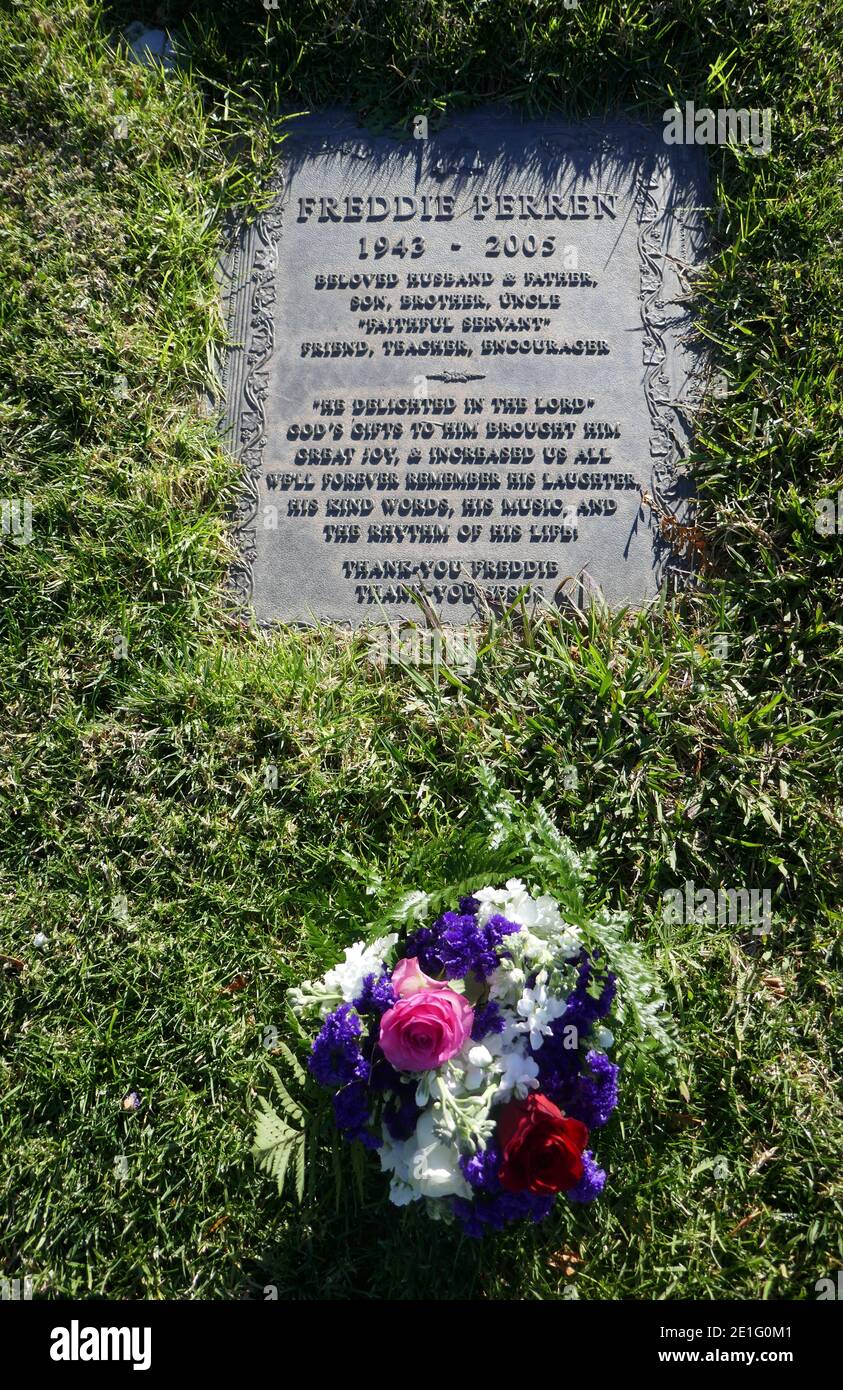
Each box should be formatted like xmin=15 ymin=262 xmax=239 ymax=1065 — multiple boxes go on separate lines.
xmin=391 ymin=956 xmax=449 ymax=998
xmin=379 ymin=988 xmax=474 ymax=1072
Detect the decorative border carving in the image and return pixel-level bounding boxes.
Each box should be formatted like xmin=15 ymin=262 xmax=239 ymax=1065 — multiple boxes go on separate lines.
xmin=637 ymin=170 xmax=707 ymax=586
xmin=219 ymin=173 xmax=286 ymax=614
xmin=638 ymin=174 xmax=675 ymax=498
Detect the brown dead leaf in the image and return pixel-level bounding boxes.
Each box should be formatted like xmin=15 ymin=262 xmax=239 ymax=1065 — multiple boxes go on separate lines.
xmin=761 ymin=975 xmax=786 ymax=997
xmin=659 ymin=1110 xmax=705 ymax=1129
xmin=548 ymin=1247 xmax=581 ymax=1277
xmin=221 ymin=974 xmax=248 ymax=993
xmin=729 ymin=1208 xmax=762 ymax=1237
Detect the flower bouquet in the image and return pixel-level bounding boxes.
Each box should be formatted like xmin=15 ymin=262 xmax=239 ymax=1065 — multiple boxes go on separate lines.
xmin=254 ymin=785 xmax=674 ymax=1237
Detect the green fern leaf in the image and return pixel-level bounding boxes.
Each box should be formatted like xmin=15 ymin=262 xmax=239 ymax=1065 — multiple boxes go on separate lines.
xmin=253 ymin=1098 xmax=300 ymax=1195
xmin=277 ymin=1040 xmax=306 ymax=1086
xmin=294 ymin=1135 xmax=306 ymax=1203
xmin=266 ymin=1063 xmax=305 ymax=1122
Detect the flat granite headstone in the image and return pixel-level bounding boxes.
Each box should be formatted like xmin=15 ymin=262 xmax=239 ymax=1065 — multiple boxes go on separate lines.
xmin=219 ymin=110 xmax=708 ymax=625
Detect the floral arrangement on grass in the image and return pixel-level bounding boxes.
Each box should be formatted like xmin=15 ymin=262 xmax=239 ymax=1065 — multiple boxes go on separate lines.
xmin=254 ymin=781 xmax=674 ymax=1237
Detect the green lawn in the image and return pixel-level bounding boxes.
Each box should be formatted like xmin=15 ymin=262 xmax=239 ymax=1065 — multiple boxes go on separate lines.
xmin=0 ymin=0 xmax=841 ymax=1300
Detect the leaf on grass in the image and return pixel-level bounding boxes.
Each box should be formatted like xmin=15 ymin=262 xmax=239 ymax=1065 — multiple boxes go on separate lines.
xmin=295 ymin=1135 xmax=306 ymax=1203
xmin=548 ymin=1247 xmax=581 ymax=1276
xmin=252 ymin=1097 xmax=304 ymax=1200
xmin=221 ymin=974 xmax=248 ymax=993
xmin=277 ymin=1040 xmax=306 ymax=1086
xmin=266 ymin=1063 xmax=305 ymax=1123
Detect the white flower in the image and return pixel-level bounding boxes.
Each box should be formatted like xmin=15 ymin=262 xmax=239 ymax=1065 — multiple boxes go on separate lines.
xmin=478 ymin=1019 xmax=541 ymax=1101
xmin=380 ymin=1108 xmax=471 ymax=1206
xmin=488 ymin=959 xmax=525 ymax=1006
xmin=473 ymin=881 xmax=581 ymax=969
xmin=387 ymin=1176 xmax=419 ymax=1206
xmin=448 ymin=1010 xmax=540 ymax=1103
xmin=290 ymin=932 xmax=399 ymax=1018
xmin=459 ymin=1043 xmax=493 ymax=1092
xmin=409 ymin=1109 xmax=471 ymax=1200
xmin=473 ymin=878 xmax=526 ymax=925
xmin=322 ymin=932 xmax=398 ymax=1005
xmin=514 ymin=970 xmax=567 ymax=1050
xmin=547 ymin=922 xmax=582 ymax=960
xmin=378 ymin=1126 xmax=418 ymax=1200
xmin=517 ymin=931 xmax=555 ymax=968
xmin=493 ymin=1046 xmax=540 ymax=1102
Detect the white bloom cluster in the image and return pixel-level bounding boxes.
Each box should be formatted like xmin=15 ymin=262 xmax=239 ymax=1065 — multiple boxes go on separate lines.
xmin=288 ymin=932 xmax=398 ymax=1018
xmin=476 ymin=878 xmax=580 ymax=970
xmin=481 ymin=880 xmax=582 ymax=1014
xmin=379 ymin=1107 xmax=472 ymax=1205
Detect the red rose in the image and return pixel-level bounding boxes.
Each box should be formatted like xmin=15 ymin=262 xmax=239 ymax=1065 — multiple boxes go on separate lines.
xmin=497 ymin=1093 xmax=589 ymax=1195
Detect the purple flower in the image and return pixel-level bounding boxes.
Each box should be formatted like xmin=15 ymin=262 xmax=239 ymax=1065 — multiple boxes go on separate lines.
xmin=460 ymin=1141 xmax=502 ymax=1193
xmin=369 ymin=1056 xmax=401 ymax=1092
xmin=567 ymin=1150 xmax=606 ymax=1203
xmin=308 ymin=1004 xmax=370 ymax=1089
xmin=383 ymin=1086 xmax=419 ymax=1141
xmin=452 ymin=1187 xmax=554 ymax=1237
xmin=332 ymin=1080 xmax=380 ymax=1149
xmin=353 ymin=970 xmax=396 ymax=1017
xmin=369 ymin=1055 xmax=420 ymax=1140
xmin=471 ymin=999 xmax=505 ymax=1042
xmin=451 ymin=1198 xmax=486 ymax=1238
xmin=405 ymin=908 xmax=520 ymax=982
xmin=454 ymin=1140 xmax=556 ymax=1236
xmin=563 ymin=952 xmax=617 ymax=1030
xmin=566 ymin=1051 xmax=619 ymax=1130
xmin=533 ymin=949 xmax=617 ymax=1109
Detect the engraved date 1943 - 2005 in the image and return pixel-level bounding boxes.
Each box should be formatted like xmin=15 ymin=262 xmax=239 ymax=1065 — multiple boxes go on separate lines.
xmin=357 ymin=234 xmax=575 ymax=260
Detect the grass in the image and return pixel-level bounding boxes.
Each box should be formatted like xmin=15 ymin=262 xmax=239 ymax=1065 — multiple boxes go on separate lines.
xmin=0 ymin=0 xmax=841 ymax=1300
